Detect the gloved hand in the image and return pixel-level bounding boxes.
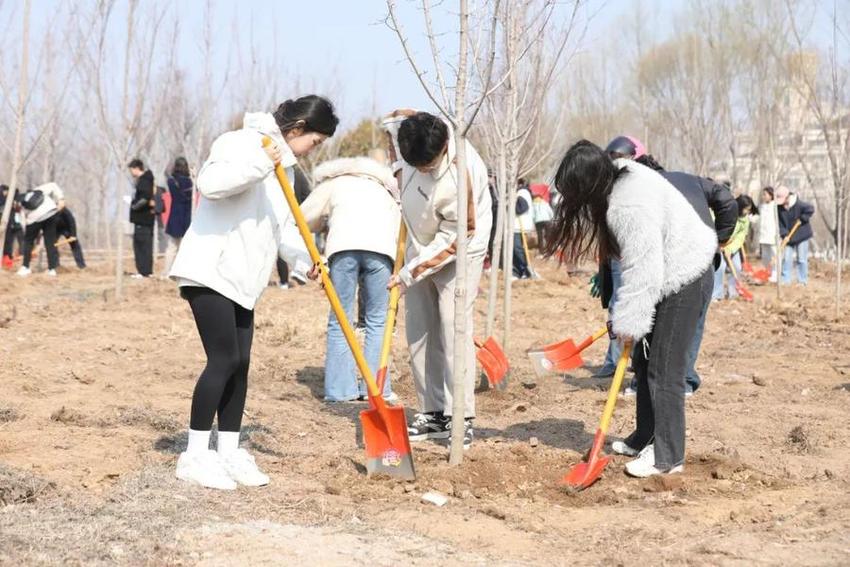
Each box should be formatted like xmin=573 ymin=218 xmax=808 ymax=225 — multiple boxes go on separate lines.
xmin=589 ymin=273 xmax=601 ymax=298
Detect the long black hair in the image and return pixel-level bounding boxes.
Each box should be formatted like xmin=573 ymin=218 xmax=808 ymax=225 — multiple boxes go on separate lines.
xmin=544 ymin=140 xmax=627 ymax=263
xmin=736 ymin=194 xmax=757 ymax=217
xmin=273 ymin=95 xmax=339 ymax=137
xmin=171 ymin=156 xmax=190 ymax=177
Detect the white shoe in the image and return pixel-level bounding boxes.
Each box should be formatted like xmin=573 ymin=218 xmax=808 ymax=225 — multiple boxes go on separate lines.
xmin=278 ymin=282 xmax=290 ymax=289
xmin=47 ymin=269 xmax=57 ymax=277
xmin=16 ymin=266 xmax=31 ymax=277
xmin=383 ymin=392 xmax=400 ymax=405
xmin=611 ymin=440 xmax=639 ymax=457
xmin=176 ymin=450 xmax=237 ymax=490
xmin=219 ymin=448 xmax=269 ymax=487
xmin=130 ymin=273 xmax=144 ymax=279
xmin=623 ymin=385 xmax=637 ymax=397
xmin=624 ymin=445 xmax=684 ymax=478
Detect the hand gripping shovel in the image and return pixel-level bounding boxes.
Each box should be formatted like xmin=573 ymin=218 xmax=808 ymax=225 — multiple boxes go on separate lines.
xmin=561 ymin=340 xmax=632 ymax=490
xmin=722 ymin=249 xmax=754 ymax=302
xmin=373 ymin=221 xmax=407 ymax=404
xmin=527 ymin=326 xmax=608 ymax=377
xmin=263 ymin=138 xmax=415 ymax=480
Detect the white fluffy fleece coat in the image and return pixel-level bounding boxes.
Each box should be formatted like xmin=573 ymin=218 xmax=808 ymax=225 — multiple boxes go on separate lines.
xmin=608 ymin=159 xmax=717 ymax=339
xmin=301 ymin=157 xmax=401 ymax=261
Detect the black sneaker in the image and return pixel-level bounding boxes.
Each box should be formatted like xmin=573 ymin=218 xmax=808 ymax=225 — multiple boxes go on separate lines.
xmin=407 ymin=412 xmax=449 ymax=441
xmin=448 ymin=418 xmax=474 ymax=450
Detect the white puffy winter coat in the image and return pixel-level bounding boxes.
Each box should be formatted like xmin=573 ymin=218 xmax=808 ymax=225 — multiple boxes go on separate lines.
xmin=169 ymin=112 xmax=311 ymax=310
xmin=607 ymin=159 xmax=717 ymax=339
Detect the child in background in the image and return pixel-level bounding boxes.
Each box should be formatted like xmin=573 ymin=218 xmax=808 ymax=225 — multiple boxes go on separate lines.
xmin=713 ymin=194 xmax=756 ymax=301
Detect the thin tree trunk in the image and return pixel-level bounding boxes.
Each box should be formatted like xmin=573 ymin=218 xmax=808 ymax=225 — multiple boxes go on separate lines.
xmin=449 ymin=0 xmax=470 ymax=466
xmin=837 ymin=197 xmax=844 ymax=317
xmin=485 ymin=151 xmax=507 ymax=337
xmin=114 ymin=1 xmax=136 ymax=299
xmin=0 ymin=0 xmax=31 ymax=237
xmin=775 ymin=201 xmax=782 ymax=300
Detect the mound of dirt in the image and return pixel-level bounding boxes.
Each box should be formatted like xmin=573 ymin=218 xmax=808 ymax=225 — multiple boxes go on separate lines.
xmin=0 ymin=465 xmax=53 ymax=506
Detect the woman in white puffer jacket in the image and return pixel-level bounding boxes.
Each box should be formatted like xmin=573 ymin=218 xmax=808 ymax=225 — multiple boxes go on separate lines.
xmin=169 ymin=95 xmax=338 ymax=490
xmin=545 ymin=140 xmax=716 ymax=480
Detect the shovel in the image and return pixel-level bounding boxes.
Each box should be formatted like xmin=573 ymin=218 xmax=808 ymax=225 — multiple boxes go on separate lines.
xmin=527 ymin=326 xmax=608 ymax=377
xmin=476 ymin=336 xmax=510 ymax=387
xmin=741 ymin=246 xmax=755 ymax=276
xmin=722 ymin=249 xmax=754 ymax=302
xmin=518 ymin=217 xmax=540 ymax=280
xmin=752 ymin=220 xmax=801 ymax=284
xmin=264 ymin=137 xmax=415 ymax=480
xmin=561 ymin=340 xmax=632 ymax=490
xmin=373 ymin=221 xmax=407 ymax=405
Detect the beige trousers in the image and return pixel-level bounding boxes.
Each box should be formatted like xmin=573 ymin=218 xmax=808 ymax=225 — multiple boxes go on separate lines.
xmin=404 ymin=255 xmax=484 ymax=418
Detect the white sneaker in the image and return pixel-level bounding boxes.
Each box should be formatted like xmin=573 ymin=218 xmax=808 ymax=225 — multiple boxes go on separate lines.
xmin=219 ymin=448 xmax=269 ymax=487
xmin=623 ymin=385 xmax=637 ymax=397
xmin=278 ymin=282 xmax=290 ymax=289
xmin=176 ymin=450 xmax=237 ymax=490
xmin=47 ymin=269 xmax=57 ymax=277
xmin=383 ymin=392 xmax=400 ymax=405
xmin=130 ymin=273 xmax=144 ymax=279
xmin=611 ymin=440 xmax=639 ymax=457
xmin=16 ymin=266 xmax=31 ymax=277
xmin=624 ymin=445 xmax=684 ymax=478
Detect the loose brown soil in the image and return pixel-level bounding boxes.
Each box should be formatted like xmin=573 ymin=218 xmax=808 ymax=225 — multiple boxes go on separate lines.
xmin=1 ymin=256 xmax=849 ymax=565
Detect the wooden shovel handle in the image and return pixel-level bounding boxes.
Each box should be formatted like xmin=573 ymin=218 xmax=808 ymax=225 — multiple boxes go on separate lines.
xmin=262 ymin=137 xmax=387 ymax=408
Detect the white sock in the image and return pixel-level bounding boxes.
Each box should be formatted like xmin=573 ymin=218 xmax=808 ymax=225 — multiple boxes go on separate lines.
xmin=217 ymin=431 xmax=240 ymax=456
xmin=186 ymin=429 xmax=211 ymax=454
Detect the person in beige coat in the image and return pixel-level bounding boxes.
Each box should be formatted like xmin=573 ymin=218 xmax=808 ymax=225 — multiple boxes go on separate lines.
xmin=300 ymin=157 xmax=401 ymax=402
xmin=385 ymin=110 xmax=492 ymax=449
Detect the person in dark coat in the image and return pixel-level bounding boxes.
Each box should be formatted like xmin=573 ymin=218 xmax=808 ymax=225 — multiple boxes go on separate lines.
xmin=127 ymin=158 xmax=155 ymax=278
xmin=602 ymin=136 xmax=737 ymax=396
xmin=775 ymin=185 xmax=815 ymax=285
xmin=1 ymin=185 xmax=24 ymax=269
xmin=164 ymin=157 xmax=193 ymax=274
xmin=54 ymin=207 xmax=86 ymax=268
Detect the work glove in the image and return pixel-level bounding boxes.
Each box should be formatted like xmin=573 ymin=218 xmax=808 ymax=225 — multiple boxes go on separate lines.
xmin=589 ymin=273 xmax=601 ymax=298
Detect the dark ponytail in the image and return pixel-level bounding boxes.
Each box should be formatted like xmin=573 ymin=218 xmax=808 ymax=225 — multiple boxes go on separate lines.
xmin=635 ymin=154 xmax=665 ymax=172
xmin=544 ymin=140 xmax=625 ymax=264
xmin=273 ymin=95 xmax=339 ymax=137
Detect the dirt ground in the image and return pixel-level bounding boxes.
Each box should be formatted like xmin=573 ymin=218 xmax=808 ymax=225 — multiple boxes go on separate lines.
xmin=1 ymin=253 xmax=849 ymax=566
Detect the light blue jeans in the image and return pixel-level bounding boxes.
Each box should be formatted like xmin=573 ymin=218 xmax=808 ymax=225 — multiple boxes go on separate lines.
xmin=324 ymin=251 xmax=393 ymax=401
xmin=713 ymin=251 xmax=742 ymax=300
xmin=781 ymin=240 xmax=809 ymax=285
xmin=600 ymin=259 xmax=623 ymax=373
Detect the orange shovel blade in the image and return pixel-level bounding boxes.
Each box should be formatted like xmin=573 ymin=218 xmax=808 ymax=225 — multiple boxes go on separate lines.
xmin=476 ymin=336 xmax=509 ymax=386
xmin=553 ymin=352 xmax=584 ymax=371
xmin=736 ymin=282 xmax=754 ymax=302
xmin=752 ymin=268 xmax=770 ymax=283
xmin=742 ymin=261 xmax=754 ymax=275
xmin=561 ymin=454 xmax=611 ymax=490
xmin=543 ymin=338 xmax=579 ymax=359
xmin=360 ymin=405 xmax=415 ymax=480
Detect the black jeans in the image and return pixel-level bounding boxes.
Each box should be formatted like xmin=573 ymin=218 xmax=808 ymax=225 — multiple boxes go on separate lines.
xmin=132 ymin=224 xmax=153 ymax=276
xmin=183 ymin=287 xmax=255 ymax=432
xmin=625 ymin=268 xmax=713 ymax=469
xmin=3 ymin=223 xmax=23 ymax=257
xmin=22 ymin=215 xmax=59 ymax=269
xmin=512 ymin=232 xmax=531 ymax=278
xmin=535 ymin=221 xmax=550 ymax=252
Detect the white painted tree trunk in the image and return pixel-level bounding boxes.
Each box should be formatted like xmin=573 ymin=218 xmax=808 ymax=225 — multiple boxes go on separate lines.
xmin=449 ymin=0 xmax=470 ymax=466
xmin=0 ymin=0 xmax=31 ymax=238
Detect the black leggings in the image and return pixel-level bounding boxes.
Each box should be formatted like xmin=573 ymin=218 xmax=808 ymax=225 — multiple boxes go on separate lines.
xmin=184 ymin=287 xmax=255 ymax=432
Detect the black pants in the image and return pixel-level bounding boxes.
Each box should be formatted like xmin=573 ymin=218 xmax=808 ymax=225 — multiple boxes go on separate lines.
xmin=184 ymin=287 xmax=255 ymax=432
xmin=535 ymin=221 xmax=550 ymax=252
xmin=3 ymin=224 xmax=23 ymax=257
xmin=625 ymin=268 xmax=713 ymax=469
xmin=276 ymin=258 xmax=289 ymax=283
xmin=23 ymin=215 xmax=59 ymax=269
xmin=132 ymin=224 xmax=153 ymax=276
xmin=512 ymin=232 xmax=531 ymax=278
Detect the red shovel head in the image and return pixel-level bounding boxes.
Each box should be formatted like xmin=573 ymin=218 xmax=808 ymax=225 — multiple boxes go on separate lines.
xmin=561 ymin=454 xmax=611 ymax=490
xmin=552 ymin=351 xmax=584 ymax=371
xmin=742 ymin=260 xmax=754 ymax=275
xmin=751 ymin=268 xmax=770 ymax=283
xmin=360 ymin=405 xmax=415 ymax=480
xmin=736 ymin=281 xmax=754 ymax=302
xmin=476 ymin=336 xmax=509 ymax=387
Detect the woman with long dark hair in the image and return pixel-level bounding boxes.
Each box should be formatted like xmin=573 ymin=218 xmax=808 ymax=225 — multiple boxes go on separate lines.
xmin=545 ymin=140 xmax=716 ymax=477
xmin=169 ymin=95 xmax=338 ymax=489
xmin=164 ymin=157 xmax=193 ymax=275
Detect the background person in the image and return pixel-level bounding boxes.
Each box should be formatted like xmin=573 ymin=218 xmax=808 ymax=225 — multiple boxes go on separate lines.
xmin=54 ymin=207 xmax=86 ymax=269
xmin=164 ymin=157 xmax=193 ymax=276
xmin=757 ymin=186 xmax=778 ymax=281
xmin=127 ymin=159 xmax=155 ymax=278
xmin=18 ymin=182 xmax=65 ymax=277
xmin=775 ymin=185 xmax=815 ymax=286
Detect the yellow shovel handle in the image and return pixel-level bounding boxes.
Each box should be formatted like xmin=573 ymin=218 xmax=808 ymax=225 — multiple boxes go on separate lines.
xmin=262 ymin=137 xmax=384 ymax=402
xmin=377 ymin=221 xmax=407 ymax=373
xmin=599 ymin=340 xmax=632 ymax=433
xmin=722 ymin=248 xmax=740 ymax=280
xmin=780 ymin=220 xmax=802 ymax=250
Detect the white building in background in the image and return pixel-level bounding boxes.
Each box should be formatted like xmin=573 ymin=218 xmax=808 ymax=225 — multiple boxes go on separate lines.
xmin=713 ymin=51 xmax=848 ymax=251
